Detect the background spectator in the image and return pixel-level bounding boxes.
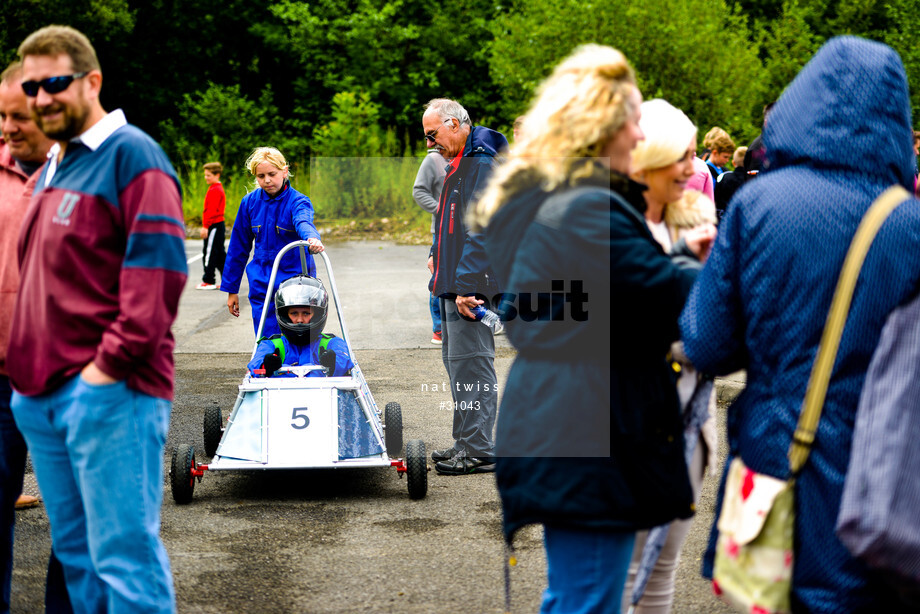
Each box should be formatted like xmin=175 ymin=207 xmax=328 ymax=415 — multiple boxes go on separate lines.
xmin=412 ymin=150 xmax=446 ymax=345
xmin=743 ymin=102 xmax=775 ymax=176
xmin=714 ymin=145 xmax=748 ymax=216
xmin=702 ymin=127 xmax=735 ymax=184
xmin=196 ymin=161 xmax=226 ymax=290
xmin=623 ymin=98 xmax=719 ymax=613
xmin=0 ymin=59 xmax=70 ymax=614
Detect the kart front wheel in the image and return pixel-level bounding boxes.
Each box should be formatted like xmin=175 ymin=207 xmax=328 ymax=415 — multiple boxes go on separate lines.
xmin=203 ymin=405 xmax=223 ymax=458
xmin=405 ymin=439 xmax=428 ymax=500
xmin=384 ymin=402 xmax=403 ymax=456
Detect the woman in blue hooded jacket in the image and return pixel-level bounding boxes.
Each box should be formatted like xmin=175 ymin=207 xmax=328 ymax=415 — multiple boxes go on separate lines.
xmin=680 ymin=37 xmax=920 ymax=612
xmin=221 ymin=147 xmax=324 ymax=338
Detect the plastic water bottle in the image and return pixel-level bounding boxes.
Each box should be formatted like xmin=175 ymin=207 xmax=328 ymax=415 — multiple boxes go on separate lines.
xmin=471 ymin=305 xmax=502 ymax=333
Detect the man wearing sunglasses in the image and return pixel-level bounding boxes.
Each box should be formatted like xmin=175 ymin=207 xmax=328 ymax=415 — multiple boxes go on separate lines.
xmin=422 ymin=98 xmax=508 ymax=475
xmin=7 ymin=26 xmax=185 ymax=614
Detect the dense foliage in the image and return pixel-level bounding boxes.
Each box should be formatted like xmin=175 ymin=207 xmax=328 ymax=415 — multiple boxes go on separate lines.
xmin=2 ymin=0 xmax=918 ymax=222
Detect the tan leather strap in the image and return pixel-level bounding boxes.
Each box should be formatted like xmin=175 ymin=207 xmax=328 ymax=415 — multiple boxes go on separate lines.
xmin=789 ymin=185 xmax=912 ymax=474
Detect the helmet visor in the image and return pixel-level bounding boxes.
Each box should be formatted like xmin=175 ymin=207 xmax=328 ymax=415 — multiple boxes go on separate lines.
xmin=277 ymin=283 xmax=328 ymax=310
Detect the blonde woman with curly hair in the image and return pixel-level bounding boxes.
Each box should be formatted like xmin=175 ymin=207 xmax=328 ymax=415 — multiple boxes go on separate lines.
xmin=474 ymin=45 xmax=715 ymax=612
xmin=222 ymin=147 xmax=324 ymax=337
xmin=621 ymin=98 xmax=719 ymax=614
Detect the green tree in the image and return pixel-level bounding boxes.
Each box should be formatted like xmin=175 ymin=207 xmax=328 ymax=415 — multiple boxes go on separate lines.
xmin=489 ymin=0 xmax=767 ymax=144
xmin=760 ymin=0 xmax=822 ymax=104
xmin=882 ymin=0 xmax=920 ymax=123
xmin=311 ymin=91 xmax=409 ymax=219
xmin=159 ymin=83 xmax=289 ymax=176
xmin=312 ymin=91 xmax=399 ymax=158
xmin=264 ymin=0 xmax=504 ymax=148
xmin=0 ymin=0 xmax=135 ymax=67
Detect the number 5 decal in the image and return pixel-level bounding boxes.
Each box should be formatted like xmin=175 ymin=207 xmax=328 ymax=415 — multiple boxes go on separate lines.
xmin=291 ymin=407 xmax=310 ymax=430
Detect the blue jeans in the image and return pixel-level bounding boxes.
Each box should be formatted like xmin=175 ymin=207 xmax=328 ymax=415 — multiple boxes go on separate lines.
xmin=12 ymin=375 xmax=175 ymax=614
xmin=540 ymin=525 xmax=636 ymax=614
xmin=429 ymin=293 xmax=442 ymax=333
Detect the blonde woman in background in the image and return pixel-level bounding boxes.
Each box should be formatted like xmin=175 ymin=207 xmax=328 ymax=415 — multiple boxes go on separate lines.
xmin=471 ymin=45 xmax=715 ymax=612
xmin=621 ymin=99 xmax=719 ymax=614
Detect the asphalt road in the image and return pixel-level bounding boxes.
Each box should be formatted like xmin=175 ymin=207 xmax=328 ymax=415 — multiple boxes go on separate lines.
xmin=12 ymin=239 xmax=734 ymax=613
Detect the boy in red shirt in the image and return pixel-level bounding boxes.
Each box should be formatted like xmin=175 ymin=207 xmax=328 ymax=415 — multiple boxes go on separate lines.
xmin=198 ymin=161 xmax=227 ymax=290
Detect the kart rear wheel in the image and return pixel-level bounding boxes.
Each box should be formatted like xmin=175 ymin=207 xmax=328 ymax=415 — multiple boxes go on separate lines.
xmin=384 ymin=402 xmax=403 ymax=456
xmin=405 ymin=439 xmax=428 ymax=500
xmin=170 ymin=444 xmax=196 ymax=505
xmin=203 ymin=405 xmax=223 ymax=457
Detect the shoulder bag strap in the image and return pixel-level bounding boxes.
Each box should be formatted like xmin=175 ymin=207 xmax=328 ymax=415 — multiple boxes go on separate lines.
xmin=789 ymin=185 xmax=912 ymax=474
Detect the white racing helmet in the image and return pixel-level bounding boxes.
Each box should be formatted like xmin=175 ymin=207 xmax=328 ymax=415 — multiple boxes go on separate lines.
xmin=274 ymin=275 xmax=328 ymax=345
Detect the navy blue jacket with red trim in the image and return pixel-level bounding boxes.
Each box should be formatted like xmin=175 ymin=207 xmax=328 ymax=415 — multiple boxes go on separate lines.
xmin=429 ymin=126 xmax=507 ymax=299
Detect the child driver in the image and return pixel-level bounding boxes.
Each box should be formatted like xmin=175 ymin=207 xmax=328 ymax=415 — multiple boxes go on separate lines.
xmin=247 ymin=275 xmax=354 ymax=378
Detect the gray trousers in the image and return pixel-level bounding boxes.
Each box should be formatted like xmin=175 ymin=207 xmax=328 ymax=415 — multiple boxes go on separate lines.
xmin=440 ymin=298 xmax=497 ymax=458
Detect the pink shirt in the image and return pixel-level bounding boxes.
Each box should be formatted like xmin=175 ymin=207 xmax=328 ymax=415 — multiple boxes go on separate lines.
xmin=0 ymin=141 xmax=38 ymax=377
xmin=687 ymin=156 xmax=716 ymax=202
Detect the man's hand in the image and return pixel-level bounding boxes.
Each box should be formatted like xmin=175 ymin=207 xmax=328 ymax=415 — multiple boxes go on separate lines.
xmin=427 ymin=256 xmax=434 ymax=275
xmin=455 ymin=295 xmax=482 ymax=319
xmin=307 ymin=238 xmax=324 ymax=254
xmin=80 ymin=361 xmax=118 ymax=385
xmin=199 ymin=227 xmax=208 ymax=240
xmin=262 ymin=351 xmax=282 ymax=378
xmin=228 ymin=293 xmax=240 ymax=317
xmin=318 ymin=346 xmax=337 ymax=375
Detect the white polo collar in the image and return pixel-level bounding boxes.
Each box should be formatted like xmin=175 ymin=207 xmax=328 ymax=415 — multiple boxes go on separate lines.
xmin=74 ymin=109 xmax=127 ymax=151
xmin=43 ymin=109 xmax=127 ymax=187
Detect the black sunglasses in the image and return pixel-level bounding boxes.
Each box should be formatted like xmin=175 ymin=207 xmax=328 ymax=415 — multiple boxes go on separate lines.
xmin=21 ymin=72 xmax=89 ymax=97
xmin=424 ymin=119 xmax=453 ymax=143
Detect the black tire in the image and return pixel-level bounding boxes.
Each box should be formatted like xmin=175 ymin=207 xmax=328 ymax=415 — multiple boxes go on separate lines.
xmin=384 ymin=402 xmax=403 ymax=456
xmin=170 ymin=444 xmax=196 ymax=505
xmin=203 ymin=405 xmax=223 ymax=458
xmin=405 ymin=439 xmax=428 ymax=500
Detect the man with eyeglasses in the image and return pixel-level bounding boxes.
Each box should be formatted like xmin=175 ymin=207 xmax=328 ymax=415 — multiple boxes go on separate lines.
xmin=422 ymin=98 xmax=508 ymax=475
xmin=7 ymin=25 xmax=185 ymax=613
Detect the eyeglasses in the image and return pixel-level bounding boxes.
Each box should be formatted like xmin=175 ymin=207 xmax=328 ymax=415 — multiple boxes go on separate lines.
xmin=424 ymin=119 xmax=453 ymax=143
xmin=21 ymin=72 xmax=89 ymax=97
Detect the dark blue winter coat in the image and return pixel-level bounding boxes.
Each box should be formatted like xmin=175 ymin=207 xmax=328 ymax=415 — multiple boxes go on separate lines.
xmin=680 ymin=37 xmax=920 ymax=612
xmin=221 ymin=182 xmax=321 ymax=338
xmin=487 ymin=168 xmax=697 ymax=541
xmin=429 ymin=126 xmax=507 ymax=300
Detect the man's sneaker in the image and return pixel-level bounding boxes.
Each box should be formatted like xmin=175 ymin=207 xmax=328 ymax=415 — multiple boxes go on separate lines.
xmin=493 ymin=321 xmax=506 ymax=336
xmin=196 ymin=282 xmax=217 ymax=291
xmin=431 ymin=445 xmax=459 ymax=462
xmin=431 ymin=331 xmax=443 ymax=345
xmin=435 ymin=450 xmax=496 ymax=475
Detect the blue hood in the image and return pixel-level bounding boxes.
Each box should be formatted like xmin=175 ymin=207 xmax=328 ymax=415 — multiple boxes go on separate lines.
xmin=464 ymin=125 xmax=507 ymax=158
xmin=765 ymin=36 xmax=915 ymax=190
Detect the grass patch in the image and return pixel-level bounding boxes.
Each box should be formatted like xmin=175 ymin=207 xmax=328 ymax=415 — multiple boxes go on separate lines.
xmin=179 ymin=156 xmax=435 ymax=246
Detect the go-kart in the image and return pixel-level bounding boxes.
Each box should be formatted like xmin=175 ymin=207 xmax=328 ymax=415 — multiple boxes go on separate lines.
xmin=170 ymin=240 xmax=428 ymax=503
